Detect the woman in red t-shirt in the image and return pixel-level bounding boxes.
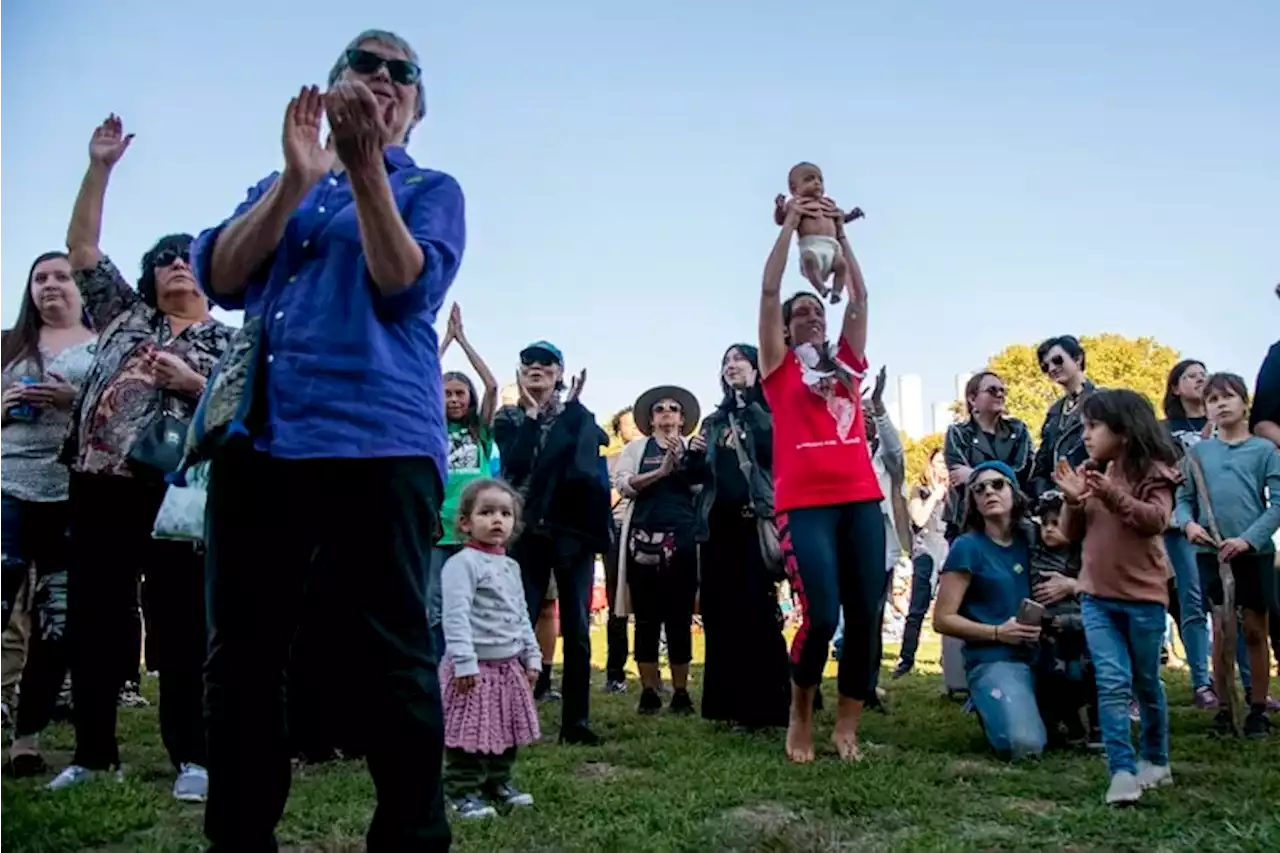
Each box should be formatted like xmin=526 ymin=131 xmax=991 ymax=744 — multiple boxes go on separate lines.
xmin=758 ymin=196 xmax=885 ymax=764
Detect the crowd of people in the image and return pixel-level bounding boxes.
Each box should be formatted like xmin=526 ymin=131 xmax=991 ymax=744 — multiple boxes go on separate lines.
xmin=2 ymin=25 xmax=1279 ymax=853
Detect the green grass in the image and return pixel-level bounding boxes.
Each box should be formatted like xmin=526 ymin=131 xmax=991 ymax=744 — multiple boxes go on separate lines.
xmin=3 ymin=630 xmax=1278 ymax=852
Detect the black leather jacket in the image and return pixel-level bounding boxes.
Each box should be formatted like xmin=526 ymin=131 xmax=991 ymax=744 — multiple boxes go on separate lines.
xmin=1030 ymin=381 xmax=1099 ymax=499
xmin=943 ymin=415 xmax=1034 ymax=533
xmin=692 ymin=400 xmax=773 ymax=542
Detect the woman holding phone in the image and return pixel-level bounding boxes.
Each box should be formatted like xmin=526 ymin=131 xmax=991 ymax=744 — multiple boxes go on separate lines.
xmin=933 ymin=461 xmax=1048 ymax=760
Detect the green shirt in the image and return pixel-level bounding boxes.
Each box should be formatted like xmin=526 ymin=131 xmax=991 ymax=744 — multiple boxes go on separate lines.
xmin=440 ymin=421 xmax=494 ymax=545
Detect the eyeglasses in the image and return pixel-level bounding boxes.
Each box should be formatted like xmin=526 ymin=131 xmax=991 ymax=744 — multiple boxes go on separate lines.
xmin=1039 ymin=354 xmax=1065 ymax=373
xmin=653 ymin=403 xmax=683 ymax=414
xmin=981 ymin=385 xmax=1006 ymax=397
xmin=153 ymin=247 xmax=189 ymax=269
xmin=345 ymin=48 xmax=422 ymax=86
xmin=970 ymin=478 xmax=1009 ymax=496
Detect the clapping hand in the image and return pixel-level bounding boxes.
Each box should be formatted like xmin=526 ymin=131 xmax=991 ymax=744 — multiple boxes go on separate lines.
xmin=689 ymin=430 xmax=708 ymax=453
xmin=566 ymin=369 xmax=587 ymax=404
xmin=89 ymin=114 xmax=134 ymax=168
xmin=282 ymin=86 xmax=336 ymax=186
xmin=326 ymin=80 xmax=386 ymax=174
xmin=1052 ymin=459 xmax=1090 ymax=503
xmin=870 ymin=366 xmax=888 ymax=415
xmin=440 ymin=303 xmax=461 ymax=350
xmin=517 ymin=370 xmax=540 ymax=418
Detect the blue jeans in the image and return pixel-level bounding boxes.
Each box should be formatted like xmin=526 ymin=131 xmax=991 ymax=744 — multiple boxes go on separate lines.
xmin=966 ymin=659 xmax=1047 ymax=759
xmin=1081 ymin=595 xmax=1169 ymax=776
xmin=1164 ymin=531 xmax=1210 ymax=690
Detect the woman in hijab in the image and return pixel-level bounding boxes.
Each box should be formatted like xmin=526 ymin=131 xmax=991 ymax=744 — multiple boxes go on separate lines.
xmin=696 ymin=344 xmax=790 ymax=730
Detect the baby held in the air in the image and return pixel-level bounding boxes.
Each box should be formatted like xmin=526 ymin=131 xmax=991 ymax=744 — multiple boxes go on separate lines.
xmin=773 ymin=162 xmax=864 ymax=304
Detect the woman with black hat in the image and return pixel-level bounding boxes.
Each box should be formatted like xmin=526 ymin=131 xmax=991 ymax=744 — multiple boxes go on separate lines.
xmin=612 ymin=385 xmax=709 ymax=715
xmin=696 ymin=345 xmax=791 ymax=731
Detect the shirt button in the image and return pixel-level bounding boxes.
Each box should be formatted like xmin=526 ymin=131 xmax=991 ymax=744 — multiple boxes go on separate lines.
xmin=301 ymin=239 xmax=310 ymax=249
xmin=267 ymin=354 xmax=275 ymax=364
xmin=274 ymin=310 xmax=285 ymax=320
xmin=318 ymin=206 xmax=326 ymax=213
xmin=288 ymin=275 xmax=297 ymax=283
xmin=328 ymin=178 xmax=338 ymax=186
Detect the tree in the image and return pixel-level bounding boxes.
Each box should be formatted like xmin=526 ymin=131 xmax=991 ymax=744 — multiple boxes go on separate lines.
xmin=984 ymin=334 xmax=1181 ymax=435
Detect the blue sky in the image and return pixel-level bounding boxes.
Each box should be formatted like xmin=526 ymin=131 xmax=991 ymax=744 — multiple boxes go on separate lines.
xmin=4 ymin=1 xmax=1277 ymax=423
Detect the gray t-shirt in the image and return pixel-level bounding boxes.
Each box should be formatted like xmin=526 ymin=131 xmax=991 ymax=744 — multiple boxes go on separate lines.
xmin=2 ymin=340 xmax=97 ymax=502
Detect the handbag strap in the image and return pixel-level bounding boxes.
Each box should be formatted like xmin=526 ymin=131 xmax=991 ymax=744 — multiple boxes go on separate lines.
xmin=726 ymin=412 xmax=753 ymax=477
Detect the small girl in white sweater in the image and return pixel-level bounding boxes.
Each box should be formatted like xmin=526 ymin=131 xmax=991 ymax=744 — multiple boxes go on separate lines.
xmin=440 ymin=478 xmax=541 ymax=820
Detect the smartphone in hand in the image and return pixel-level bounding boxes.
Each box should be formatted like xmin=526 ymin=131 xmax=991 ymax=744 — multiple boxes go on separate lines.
xmin=1016 ymin=598 xmax=1046 ymax=626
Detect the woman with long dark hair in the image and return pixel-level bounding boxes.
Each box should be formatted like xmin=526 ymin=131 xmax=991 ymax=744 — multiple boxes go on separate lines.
xmin=49 ymin=116 xmax=231 ymax=801
xmin=2 ymin=251 xmax=96 ymax=774
xmin=430 ymin=303 xmax=498 ymax=654
xmin=1159 ymin=359 xmax=1216 ymax=708
xmin=758 ymin=196 xmax=884 ymax=763
xmin=893 ymin=448 xmax=950 ymax=679
xmin=697 ymin=344 xmax=790 ymax=730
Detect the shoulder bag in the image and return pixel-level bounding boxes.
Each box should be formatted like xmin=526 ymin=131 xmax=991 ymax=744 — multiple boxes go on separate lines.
xmin=727 ymin=412 xmax=786 ymax=580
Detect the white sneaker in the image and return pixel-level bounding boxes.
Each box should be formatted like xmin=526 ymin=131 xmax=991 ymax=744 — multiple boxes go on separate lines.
xmin=1136 ymin=761 xmax=1173 ymax=790
xmin=46 ymin=764 xmax=123 ymax=791
xmin=1105 ymin=771 xmax=1144 ymax=806
xmin=173 ymin=763 xmax=209 ymax=803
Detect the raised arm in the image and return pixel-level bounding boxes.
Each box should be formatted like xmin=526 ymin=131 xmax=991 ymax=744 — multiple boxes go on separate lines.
xmin=759 ymin=202 xmax=803 ymax=378
xmin=448 ymin=305 xmax=499 ymax=426
xmin=835 ymin=220 xmax=869 ymax=362
xmin=202 ymin=88 xmax=331 ymax=302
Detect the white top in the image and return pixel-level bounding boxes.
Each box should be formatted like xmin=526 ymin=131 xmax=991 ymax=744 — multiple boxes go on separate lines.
xmin=441 ymin=545 xmax=541 ymax=678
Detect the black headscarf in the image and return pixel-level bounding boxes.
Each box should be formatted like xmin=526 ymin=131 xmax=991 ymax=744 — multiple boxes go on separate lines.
xmin=717 ymin=343 xmax=769 ymax=413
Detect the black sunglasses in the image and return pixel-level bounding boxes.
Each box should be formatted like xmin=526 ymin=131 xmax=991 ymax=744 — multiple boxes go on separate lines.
xmin=653 ymin=403 xmax=683 ymax=414
xmin=153 ymin=247 xmax=189 ymax=269
xmin=970 ymin=478 xmax=1009 ymax=496
xmin=1039 ymin=353 xmax=1065 ymax=373
xmin=346 ymin=48 xmax=422 ymax=86
xmin=981 ymin=384 xmax=1006 ymax=397
xmin=520 ymin=355 xmax=556 ymax=368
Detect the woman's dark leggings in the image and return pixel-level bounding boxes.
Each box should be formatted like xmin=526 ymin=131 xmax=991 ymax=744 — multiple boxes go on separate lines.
xmin=779 ymin=501 xmax=886 ymax=700
xmin=628 ymin=541 xmax=698 ymax=666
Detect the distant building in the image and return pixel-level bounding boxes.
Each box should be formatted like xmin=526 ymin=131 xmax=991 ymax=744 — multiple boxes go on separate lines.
xmin=897 ymin=374 xmax=925 ymax=439
xmin=932 ymin=402 xmax=955 ymax=434
xmin=886 ymin=399 xmax=902 ymax=431
xmin=954 ymin=372 xmax=972 ymax=405
xmin=499 ymin=382 xmax=520 ymax=408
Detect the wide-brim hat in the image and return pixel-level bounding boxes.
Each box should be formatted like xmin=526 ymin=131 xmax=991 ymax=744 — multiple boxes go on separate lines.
xmin=634 ymin=385 xmax=701 ymax=437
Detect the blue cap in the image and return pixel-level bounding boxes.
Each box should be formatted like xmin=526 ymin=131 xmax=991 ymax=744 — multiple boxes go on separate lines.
xmin=520 ymin=341 xmax=563 ymax=366
xmin=968 ymin=460 xmax=1018 ymax=486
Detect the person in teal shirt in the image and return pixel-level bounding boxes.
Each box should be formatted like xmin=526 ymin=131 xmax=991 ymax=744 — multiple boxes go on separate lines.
xmin=431 ymin=304 xmax=498 ymax=657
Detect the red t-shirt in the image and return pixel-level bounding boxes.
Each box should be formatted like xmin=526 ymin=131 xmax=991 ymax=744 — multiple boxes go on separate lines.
xmin=762 ymin=338 xmax=884 ymax=513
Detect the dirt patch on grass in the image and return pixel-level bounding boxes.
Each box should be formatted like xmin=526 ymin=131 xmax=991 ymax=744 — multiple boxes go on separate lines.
xmin=1004 ymin=797 xmax=1058 ymax=815
xmin=574 ymin=761 xmax=642 ymax=782
xmin=722 ymin=802 xmax=802 ymax=834
xmin=944 ymin=757 xmax=1016 ymax=779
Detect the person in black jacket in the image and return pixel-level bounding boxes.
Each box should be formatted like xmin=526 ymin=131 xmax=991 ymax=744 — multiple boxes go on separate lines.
xmin=942 ymin=371 xmax=1034 ymax=540
xmin=494 ymin=341 xmax=609 ymax=746
xmin=1030 ymin=335 xmax=1098 ymax=499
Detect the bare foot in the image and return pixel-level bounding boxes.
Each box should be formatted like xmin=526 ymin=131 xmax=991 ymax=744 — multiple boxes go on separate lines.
xmin=832 ymin=717 xmax=862 ymax=762
xmin=786 ymin=711 xmax=815 ymax=764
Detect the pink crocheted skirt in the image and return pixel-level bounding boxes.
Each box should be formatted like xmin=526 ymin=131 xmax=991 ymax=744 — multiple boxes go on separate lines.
xmin=441 ymin=655 xmax=541 ymax=753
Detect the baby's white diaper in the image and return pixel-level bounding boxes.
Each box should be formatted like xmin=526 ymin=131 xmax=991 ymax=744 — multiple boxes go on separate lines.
xmin=797 ymin=234 xmax=841 ymax=280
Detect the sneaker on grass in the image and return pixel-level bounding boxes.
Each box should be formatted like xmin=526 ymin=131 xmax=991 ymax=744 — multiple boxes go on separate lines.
xmin=448 ymin=795 xmax=497 ymax=820
xmin=47 ymin=765 xmax=123 ymax=791
xmin=1136 ymin=760 xmax=1173 ymax=790
xmin=1104 ymin=771 xmax=1143 ymax=806
xmin=173 ymin=763 xmax=209 ymax=803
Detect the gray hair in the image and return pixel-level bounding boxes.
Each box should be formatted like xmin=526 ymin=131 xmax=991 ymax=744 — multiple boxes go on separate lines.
xmin=328 ymin=29 xmax=427 ymax=143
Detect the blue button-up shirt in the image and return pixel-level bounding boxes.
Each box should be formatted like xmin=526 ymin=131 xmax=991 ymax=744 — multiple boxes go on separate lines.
xmin=191 ymin=147 xmax=465 ymax=483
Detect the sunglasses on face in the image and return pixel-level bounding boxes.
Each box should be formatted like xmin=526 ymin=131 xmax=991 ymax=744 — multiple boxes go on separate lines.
xmin=1039 ymin=354 xmax=1066 ymax=373
xmin=520 ymin=356 xmax=555 ymax=369
xmin=153 ymin=247 xmax=189 ymax=269
xmin=981 ymin=385 xmax=1006 ymax=397
xmin=653 ymin=403 xmax=683 ymax=415
xmin=346 ymin=48 xmax=422 ymax=86
xmin=970 ymin=478 xmax=1009 ymax=496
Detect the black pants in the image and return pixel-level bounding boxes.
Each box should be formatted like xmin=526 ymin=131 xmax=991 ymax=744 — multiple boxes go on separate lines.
xmin=511 ymin=531 xmax=594 ymax=730
xmin=442 ymin=747 xmax=516 ymax=799
xmin=627 ymin=536 xmax=698 ymax=666
xmin=898 ymin=554 xmax=937 ymax=668
xmin=2 ymin=495 xmax=72 ymax=736
xmin=66 ymin=473 xmax=206 ymax=771
xmin=700 ymin=503 xmax=790 ymax=728
xmin=778 ymin=501 xmax=886 ymax=699
xmin=602 ymin=522 xmax=628 ymax=683
xmin=203 ymin=451 xmax=449 ymax=853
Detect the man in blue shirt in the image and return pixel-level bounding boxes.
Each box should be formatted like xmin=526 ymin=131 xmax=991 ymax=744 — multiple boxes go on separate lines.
xmin=191 ymin=30 xmax=462 ymax=852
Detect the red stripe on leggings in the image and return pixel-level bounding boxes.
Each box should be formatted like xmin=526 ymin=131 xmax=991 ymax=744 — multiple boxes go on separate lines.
xmin=777 ymin=512 xmax=808 ymax=666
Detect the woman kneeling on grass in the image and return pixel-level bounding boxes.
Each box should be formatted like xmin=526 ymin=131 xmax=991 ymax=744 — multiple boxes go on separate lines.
xmin=933 ymin=461 xmax=1047 ymax=760
xmin=440 ymin=478 xmax=541 ymax=820
xmin=1053 ymin=389 xmax=1181 ymax=806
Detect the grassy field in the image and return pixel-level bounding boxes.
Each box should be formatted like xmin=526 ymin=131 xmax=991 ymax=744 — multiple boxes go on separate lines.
xmin=3 ymin=630 xmax=1278 ymax=853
